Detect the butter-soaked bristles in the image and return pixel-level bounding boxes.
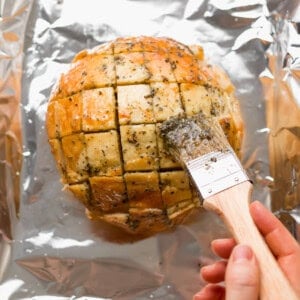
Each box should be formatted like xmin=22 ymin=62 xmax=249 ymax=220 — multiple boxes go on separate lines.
xmin=160 ymin=113 xmax=231 ymax=163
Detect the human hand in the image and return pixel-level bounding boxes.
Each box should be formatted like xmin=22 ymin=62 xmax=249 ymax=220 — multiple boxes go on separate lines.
xmin=193 ymin=200 xmax=300 ymax=300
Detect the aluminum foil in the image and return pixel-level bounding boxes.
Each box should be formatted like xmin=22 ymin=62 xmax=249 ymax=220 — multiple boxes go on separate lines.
xmin=0 ymin=0 xmax=299 ymax=299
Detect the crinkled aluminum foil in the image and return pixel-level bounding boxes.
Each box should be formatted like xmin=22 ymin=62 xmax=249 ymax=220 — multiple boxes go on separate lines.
xmin=0 ymin=0 xmax=299 ymax=299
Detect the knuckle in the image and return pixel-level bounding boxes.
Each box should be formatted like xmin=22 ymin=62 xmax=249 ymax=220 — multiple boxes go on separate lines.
xmin=227 ymin=264 xmax=259 ymax=287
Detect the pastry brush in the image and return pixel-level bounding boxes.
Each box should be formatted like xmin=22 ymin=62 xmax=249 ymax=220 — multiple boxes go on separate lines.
xmin=160 ymin=113 xmax=298 ymax=300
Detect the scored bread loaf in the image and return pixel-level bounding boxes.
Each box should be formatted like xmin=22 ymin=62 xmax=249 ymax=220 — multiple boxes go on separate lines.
xmin=46 ymin=36 xmax=244 ymax=234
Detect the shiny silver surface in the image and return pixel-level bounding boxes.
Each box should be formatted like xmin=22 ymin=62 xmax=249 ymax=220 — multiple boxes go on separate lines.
xmin=187 ymin=151 xmax=249 ymax=199
xmin=0 ymin=0 xmax=299 ymax=299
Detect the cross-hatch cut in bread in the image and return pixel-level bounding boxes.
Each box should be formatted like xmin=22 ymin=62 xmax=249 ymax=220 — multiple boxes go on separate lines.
xmin=46 ymin=36 xmax=244 ymax=235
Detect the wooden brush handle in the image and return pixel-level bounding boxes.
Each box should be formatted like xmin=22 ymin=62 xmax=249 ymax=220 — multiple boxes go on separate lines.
xmin=203 ymin=181 xmax=298 ymax=300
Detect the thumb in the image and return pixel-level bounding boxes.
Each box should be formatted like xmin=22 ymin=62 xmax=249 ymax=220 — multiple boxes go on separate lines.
xmin=225 ymin=245 xmax=259 ymax=300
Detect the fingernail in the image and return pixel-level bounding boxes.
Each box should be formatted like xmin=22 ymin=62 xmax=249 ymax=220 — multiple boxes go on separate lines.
xmin=193 ymin=292 xmax=203 ymax=300
xmin=193 ymin=290 xmax=205 ymax=300
xmin=232 ymin=245 xmax=253 ymax=262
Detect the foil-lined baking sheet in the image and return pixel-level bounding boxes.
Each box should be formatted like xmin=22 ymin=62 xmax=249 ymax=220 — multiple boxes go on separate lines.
xmin=0 ymin=0 xmax=299 ymax=299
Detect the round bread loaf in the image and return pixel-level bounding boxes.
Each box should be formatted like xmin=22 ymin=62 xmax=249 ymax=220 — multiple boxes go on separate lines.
xmin=46 ymin=36 xmax=243 ymax=234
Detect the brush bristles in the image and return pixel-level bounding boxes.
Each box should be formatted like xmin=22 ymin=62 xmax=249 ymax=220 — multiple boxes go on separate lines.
xmin=160 ymin=113 xmax=232 ymax=163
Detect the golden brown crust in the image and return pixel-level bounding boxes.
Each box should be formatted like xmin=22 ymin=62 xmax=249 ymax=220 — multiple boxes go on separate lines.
xmin=46 ymin=36 xmax=244 ymax=234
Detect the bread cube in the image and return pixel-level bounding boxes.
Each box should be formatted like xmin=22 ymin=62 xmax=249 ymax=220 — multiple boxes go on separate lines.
xmin=115 ymin=52 xmax=150 ymax=84
xmin=151 ymin=82 xmax=184 ymax=121
xmin=82 ymin=87 xmax=116 ymax=131
xmin=160 ymin=171 xmax=192 ymax=207
xmin=89 ymin=176 xmax=127 ymax=212
xmin=117 ymin=84 xmax=154 ymax=125
xmin=61 ymin=133 xmax=88 ymax=183
xmin=120 ymin=124 xmax=158 ymax=171
xmin=85 ymin=131 xmax=122 ymax=176
xmin=124 ymin=172 xmax=163 ymax=209
xmin=181 ymin=83 xmax=212 ymax=116
xmin=144 ymin=52 xmax=176 ymax=82
xmin=156 ymin=123 xmax=181 ymax=169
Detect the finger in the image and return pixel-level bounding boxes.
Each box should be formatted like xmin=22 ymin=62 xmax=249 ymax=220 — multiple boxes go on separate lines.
xmin=250 ymin=201 xmax=300 ymax=295
xmin=225 ymin=245 xmax=259 ymax=300
xmin=250 ymin=201 xmax=299 ymax=257
xmin=211 ymin=238 xmax=236 ymax=259
xmin=193 ymin=284 xmax=225 ymax=300
xmin=201 ymin=260 xmax=227 ymax=283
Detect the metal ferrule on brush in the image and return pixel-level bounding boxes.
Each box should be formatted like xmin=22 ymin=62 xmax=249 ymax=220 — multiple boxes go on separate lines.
xmin=186 ymin=150 xmax=249 ymax=199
